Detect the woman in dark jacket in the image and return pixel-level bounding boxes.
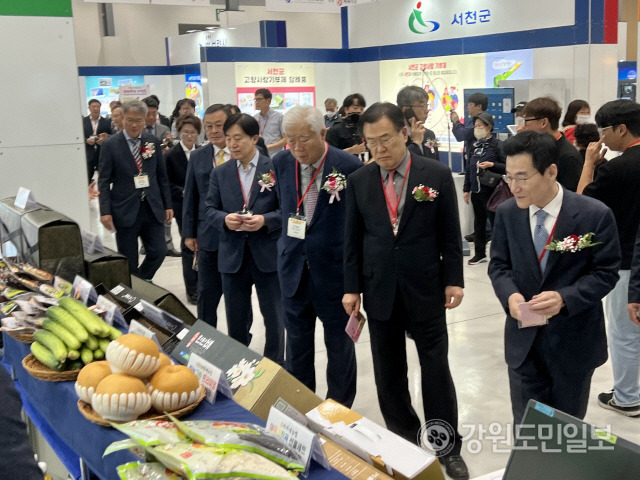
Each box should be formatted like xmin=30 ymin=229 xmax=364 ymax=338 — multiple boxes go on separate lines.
xmin=165 ymin=114 xmax=201 ymax=303
xmin=463 ymin=112 xmax=506 ymax=265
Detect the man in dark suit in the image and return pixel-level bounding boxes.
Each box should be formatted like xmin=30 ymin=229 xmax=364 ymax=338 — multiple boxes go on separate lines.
xmin=274 ymin=105 xmax=362 ymax=407
xmin=488 ymin=131 xmax=620 ymax=427
xmin=83 ymin=98 xmax=111 ymax=183
xmin=397 ymin=85 xmax=439 ymax=161
xmin=182 ymin=104 xmax=232 ymax=326
xmin=205 ymin=113 xmax=284 ymax=363
xmin=520 ymin=97 xmax=583 ymax=192
xmin=343 ymin=102 xmax=467 ymax=479
xmin=98 ymin=99 xmax=173 ymax=280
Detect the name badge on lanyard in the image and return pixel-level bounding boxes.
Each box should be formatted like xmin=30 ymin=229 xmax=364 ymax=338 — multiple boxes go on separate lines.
xmin=134 ymin=174 xmax=150 ymax=189
xmin=287 ymin=214 xmax=307 ymax=239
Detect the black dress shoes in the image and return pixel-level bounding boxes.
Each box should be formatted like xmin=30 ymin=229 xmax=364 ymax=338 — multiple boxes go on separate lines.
xmin=187 ymin=293 xmax=198 ymax=305
xmin=166 ymin=249 xmax=181 ymax=257
xmin=439 ymin=454 xmax=469 ymax=480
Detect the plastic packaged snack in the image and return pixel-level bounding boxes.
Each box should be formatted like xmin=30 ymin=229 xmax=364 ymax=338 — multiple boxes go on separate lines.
xmin=149 ymin=443 xmax=298 ymax=480
xmin=115 ymin=420 xmax=190 ymax=446
xmin=169 ymin=416 xmax=304 ymax=471
xmin=117 ymin=461 xmax=184 ymax=480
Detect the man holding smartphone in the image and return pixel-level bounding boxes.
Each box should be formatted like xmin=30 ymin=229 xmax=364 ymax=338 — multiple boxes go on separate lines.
xmin=397 ymin=86 xmax=439 ymax=161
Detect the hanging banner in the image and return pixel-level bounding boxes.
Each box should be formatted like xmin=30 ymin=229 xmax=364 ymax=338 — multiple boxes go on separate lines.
xmin=235 ymin=63 xmax=316 ymax=114
xmin=186 ymin=74 xmax=205 ymax=118
xmin=84 ymin=76 xmax=146 ymax=116
xmin=380 ymin=54 xmax=486 ymax=150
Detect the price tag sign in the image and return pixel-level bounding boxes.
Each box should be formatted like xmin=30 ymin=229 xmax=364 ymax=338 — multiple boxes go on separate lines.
xmin=139 ymin=299 xmax=184 ymax=334
xmin=81 ymin=229 xmax=105 ymax=255
xmin=14 ymin=187 xmax=38 ymax=211
xmin=96 ymin=295 xmax=127 ymax=328
xmin=128 ymin=319 xmax=163 ymax=349
xmin=267 ymin=407 xmax=330 ymax=474
xmin=187 ymin=352 xmax=229 ymax=403
xmin=72 ymin=275 xmax=98 ymax=305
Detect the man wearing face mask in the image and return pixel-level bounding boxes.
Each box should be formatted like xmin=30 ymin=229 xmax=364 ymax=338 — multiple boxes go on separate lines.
xmin=324 ymin=98 xmax=341 ymax=128
xmin=463 ymin=113 xmax=506 ymax=265
xmin=326 ymin=94 xmax=368 ymax=159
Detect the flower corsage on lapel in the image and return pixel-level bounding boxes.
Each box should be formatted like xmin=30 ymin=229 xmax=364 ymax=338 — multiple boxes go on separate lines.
xmin=322 ymin=167 xmax=346 ymax=204
xmin=424 ymin=138 xmax=439 ymax=154
xmin=412 ymin=184 xmax=439 ymax=202
xmin=258 ymin=170 xmax=276 ymax=192
xmin=546 ymin=232 xmax=600 ymax=253
xmin=141 ymin=142 xmax=155 ymax=159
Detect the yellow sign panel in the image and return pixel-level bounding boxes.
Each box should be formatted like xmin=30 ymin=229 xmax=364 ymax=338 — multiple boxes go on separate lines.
xmin=235 ymin=62 xmax=315 ymax=88
xmin=380 ymin=54 xmax=486 ymax=149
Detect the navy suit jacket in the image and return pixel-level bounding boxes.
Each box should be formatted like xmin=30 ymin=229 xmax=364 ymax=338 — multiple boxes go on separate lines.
xmin=182 ymin=144 xmax=219 ymax=252
xmin=83 ymin=115 xmax=111 ymax=162
xmin=488 ymin=188 xmax=620 ymax=372
xmin=273 ymin=146 xmax=362 ymax=299
xmin=344 ymin=153 xmax=463 ymax=321
xmin=205 ymin=154 xmax=281 ymax=274
xmin=98 ymin=131 xmax=171 ymax=228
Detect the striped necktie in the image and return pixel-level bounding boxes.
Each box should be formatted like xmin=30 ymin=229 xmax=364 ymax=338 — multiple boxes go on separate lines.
xmin=304 ymin=165 xmax=319 ymax=223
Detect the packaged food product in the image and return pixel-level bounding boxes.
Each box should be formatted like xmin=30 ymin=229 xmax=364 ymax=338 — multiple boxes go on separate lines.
xmin=117 ymin=461 xmax=184 ymax=480
xmin=150 ymin=443 xmax=297 ymax=480
xmin=113 ymin=420 xmax=190 ymax=446
xmin=169 ymin=417 xmax=304 ymax=471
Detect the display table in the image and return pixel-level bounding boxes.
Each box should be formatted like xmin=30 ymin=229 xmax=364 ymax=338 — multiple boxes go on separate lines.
xmin=2 ymin=333 xmax=346 ymax=480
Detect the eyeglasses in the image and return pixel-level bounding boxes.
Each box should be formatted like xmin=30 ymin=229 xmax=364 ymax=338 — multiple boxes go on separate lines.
xmin=124 ymin=118 xmax=145 ymax=125
xmin=366 ymin=135 xmax=398 ymax=150
xmin=502 ymin=171 xmax=539 ymax=186
xmin=523 ymin=117 xmax=545 ymax=123
xmin=254 ymin=97 xmax=266 ymax=102
xmin=598 ymin=125 xmax=615 ymax=136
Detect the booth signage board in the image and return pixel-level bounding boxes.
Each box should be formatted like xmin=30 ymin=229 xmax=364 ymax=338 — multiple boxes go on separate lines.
xmin=463 ymin=88 xmax=514 ymax=134
xmin=235 ymin=63 xmax=316 ymax=114
xmin=186 ymin=74 xmax=204 ymax=118
xmin=347 ymin=0 xmax=575 ymax=49
xmin=84 ymin=76 xmax=145 ymax=116
xmin=379 ymin=54 xmax=485 ymax=150
xmin=485 ymin=50 xmax=533 ymax=88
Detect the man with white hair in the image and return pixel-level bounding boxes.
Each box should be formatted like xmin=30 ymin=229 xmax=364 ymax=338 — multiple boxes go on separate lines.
xmin=273 ymin=106 xmax=362 ymax=407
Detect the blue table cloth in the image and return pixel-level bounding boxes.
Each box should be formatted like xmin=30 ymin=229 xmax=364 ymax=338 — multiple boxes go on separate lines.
xmin=2 ymin=333 xmax=345 ymax=480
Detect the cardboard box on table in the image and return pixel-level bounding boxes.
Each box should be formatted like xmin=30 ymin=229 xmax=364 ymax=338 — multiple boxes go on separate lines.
xmin=84 ymin=247 xmax=130 ymax=290
xmin=108 ymin=276 xmax=196 ymax=326
xmin=172 ymin=319 xmax=323 ymax=420
xmin=0 ymin=197 xmax=83 ymax=280
xmin=306 ymin=400 xmax=444 ymax=480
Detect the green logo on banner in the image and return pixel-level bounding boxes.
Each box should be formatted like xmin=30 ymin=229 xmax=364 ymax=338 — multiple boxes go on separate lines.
xmin=408 ymin=2 xmax=440 ymax=34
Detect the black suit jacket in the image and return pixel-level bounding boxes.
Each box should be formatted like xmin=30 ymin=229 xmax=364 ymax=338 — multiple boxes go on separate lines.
xmin=164 ymin=143 xmax=190 ymax=203
xmin=98 ymin=132 xmax=172 ymax=228
xmin=488 ymin=189 xmax=620 ymax=371
xmin=406 ymin=128 xmax=439 ymax=161
xmin=82 ymin=115 xmax=111 ymax=162
xmin=344 ymin=153 xmax=463 ymax=320
xmin=555 ymin=134 xmax=583 ymax=192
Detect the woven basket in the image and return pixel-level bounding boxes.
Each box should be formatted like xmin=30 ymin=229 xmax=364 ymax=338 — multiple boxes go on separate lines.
xmin=77 ymin=388 xmax=206 ymax=426
xmin=22 ymin=354 xmax=80 ymax=382
xmin=7 ymin=331 xmax=35 ymax=344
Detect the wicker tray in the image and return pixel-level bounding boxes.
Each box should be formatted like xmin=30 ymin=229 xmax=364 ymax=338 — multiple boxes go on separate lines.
xmin=77 ymin=388 xmax=206 ymax=426
xmin=7 ymin=331 xmax=35 ymax=344
xmin=22 ymin=353 xmax=81 ymax=382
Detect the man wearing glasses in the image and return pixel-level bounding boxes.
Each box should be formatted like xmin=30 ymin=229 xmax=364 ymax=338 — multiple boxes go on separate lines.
xmin=253 ymin=88 xmax=286 ymax=156
xmin=578 ymin=99 xmax=640 ymax=417
xmin=397 ymin=85 xmax=439 ymax=161
xmin=343 ymin=103 xmax=468 ymax=479
xmin=98 ymin=99 xmax=173 ymax=280
xmin=520 ymin=97 xmax=583 ymax=191
xmin=489 ymin=130 xmax=620 ymax=427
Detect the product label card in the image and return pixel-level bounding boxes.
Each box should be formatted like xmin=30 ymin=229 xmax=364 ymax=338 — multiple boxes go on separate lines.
xmin=187 ymin=352 xmax=233 ymax=403
xmin=96 ymin=294 xmax=127 ymax=328
xmin=128 ymin=319 xmax=163 ymax=349
xmin=72 ymin=275 xmax=98 ymax=305
xmin=14 ymin=187 xmax=38 ymax=211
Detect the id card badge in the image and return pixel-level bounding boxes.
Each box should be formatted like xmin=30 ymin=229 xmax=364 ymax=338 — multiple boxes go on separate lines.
xmin=134 ymin=174 xmax=150 ymax=189
xmin=288 ymin=214 xmax=307 ymax=239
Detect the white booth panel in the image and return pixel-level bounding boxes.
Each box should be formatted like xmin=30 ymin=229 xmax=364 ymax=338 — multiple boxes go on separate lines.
xmin=0 ymin=17 xmax=84 ymax=148
xmin=0 ymin=144 xmax=90 ymax=231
